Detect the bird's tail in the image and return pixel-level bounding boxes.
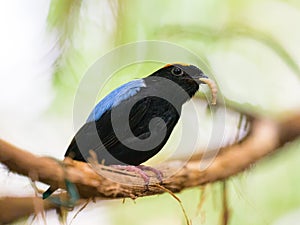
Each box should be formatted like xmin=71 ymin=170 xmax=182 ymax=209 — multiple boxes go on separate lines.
xmin=42 ymin=186 xmax=56 ymax=199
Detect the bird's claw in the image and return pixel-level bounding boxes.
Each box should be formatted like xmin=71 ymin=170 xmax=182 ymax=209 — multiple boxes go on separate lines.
xmin=110 ymin=165 xmax=163 ymax=189
xmin=136 ymin=165 xmax=163 ymax=184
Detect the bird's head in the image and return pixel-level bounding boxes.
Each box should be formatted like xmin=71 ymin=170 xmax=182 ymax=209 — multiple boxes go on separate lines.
xmin=149 ymin=63 xmax=209 ymax=98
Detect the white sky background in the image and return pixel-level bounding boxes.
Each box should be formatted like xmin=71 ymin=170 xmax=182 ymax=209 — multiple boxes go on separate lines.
xmin=0 ymin=1 xmax=109 ymax=224
xmin=0 ymin=0 xmax=58 ymax=150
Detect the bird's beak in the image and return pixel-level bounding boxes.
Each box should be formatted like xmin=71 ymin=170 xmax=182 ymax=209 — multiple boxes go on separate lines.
xmin=198 ymin=74 xmax=208 ymax=84
xmin=198 ymin=77 xmax=218 ymax=105
xmin=191 ymin=73 xmax=208 ymax=85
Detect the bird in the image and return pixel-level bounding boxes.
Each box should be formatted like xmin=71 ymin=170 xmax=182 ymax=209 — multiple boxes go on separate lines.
xmin=43 ymin=63 xmax=217 ymax=199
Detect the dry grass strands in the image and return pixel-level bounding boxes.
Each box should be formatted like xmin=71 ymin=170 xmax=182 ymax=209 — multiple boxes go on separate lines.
xmin=155 ymin=184 xmax=191 ymax=225
xmin=69 ymin=198 xmax=91 ymax=225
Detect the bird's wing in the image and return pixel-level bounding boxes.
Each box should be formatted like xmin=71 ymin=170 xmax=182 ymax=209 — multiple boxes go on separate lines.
xmin=86 ymin=79 xmax=146 ymax=122
xmin=97 ymin=97 xmax=152 ymax=149
xmin=66 ymin=96 xmax=152 ymax=163
xmin=65 ymin=79 xmax=149 ymax=160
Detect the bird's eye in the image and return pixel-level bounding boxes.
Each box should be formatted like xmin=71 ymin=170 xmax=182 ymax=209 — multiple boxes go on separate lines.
xmin=171 ymin=67 xmax=184 ymax=76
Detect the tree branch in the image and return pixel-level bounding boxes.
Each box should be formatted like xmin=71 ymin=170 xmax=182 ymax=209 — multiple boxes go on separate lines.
xmin=0 ymin=197 xmax=54 ymax=224
xmin=1 ymin=113 xmax=300 ymax=224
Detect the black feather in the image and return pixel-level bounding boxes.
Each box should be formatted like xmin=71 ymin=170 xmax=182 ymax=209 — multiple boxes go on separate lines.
xmin=64 ymin=64 xmax=206 ymax=165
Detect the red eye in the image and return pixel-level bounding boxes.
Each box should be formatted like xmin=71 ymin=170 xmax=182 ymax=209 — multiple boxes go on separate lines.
xmin=171 ymin=67 xmax=183 ymax=76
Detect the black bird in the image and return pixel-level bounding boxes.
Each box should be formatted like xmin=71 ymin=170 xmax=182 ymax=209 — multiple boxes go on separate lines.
xmin=43 ymin=63 xmax=216 ymax=199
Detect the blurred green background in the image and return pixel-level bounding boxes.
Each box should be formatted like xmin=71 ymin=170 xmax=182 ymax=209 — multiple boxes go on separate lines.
xmin=1 ymin=0 xmax=300 ymax=224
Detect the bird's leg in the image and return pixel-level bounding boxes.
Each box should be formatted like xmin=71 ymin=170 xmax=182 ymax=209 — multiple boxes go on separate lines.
xmin=136 ymin=165 xmax=163 ymax=184
xmin=111 ymin=165 xmax=150 ymax=186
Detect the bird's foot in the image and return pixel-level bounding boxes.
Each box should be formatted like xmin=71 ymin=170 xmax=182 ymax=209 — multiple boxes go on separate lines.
xmin=136 ymin=165 xmax=163 ymax=184
xmin=111 ymin=165 xmax=151 ymax=187
xmin=111 ymin=165 xmax=163 ymax=187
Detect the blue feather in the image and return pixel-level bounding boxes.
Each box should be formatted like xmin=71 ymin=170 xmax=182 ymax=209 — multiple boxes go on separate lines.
xmin=87 ymin=79 xmax=146 ymax=122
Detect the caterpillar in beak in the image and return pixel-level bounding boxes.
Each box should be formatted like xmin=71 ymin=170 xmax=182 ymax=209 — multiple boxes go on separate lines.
xmin=199 ymin=78 xmax=218 ymax=105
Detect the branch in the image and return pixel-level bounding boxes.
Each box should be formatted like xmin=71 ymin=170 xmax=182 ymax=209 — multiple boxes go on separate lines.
xmin=1 ymin=114 xmax=300 ymax=223
xmin=0 ymin=195 xmax=86 ymax=224
xmin=0 ymin=197 xmax=54 ymax=224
